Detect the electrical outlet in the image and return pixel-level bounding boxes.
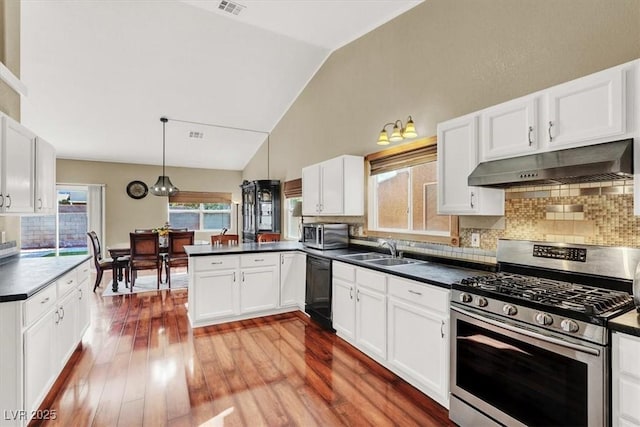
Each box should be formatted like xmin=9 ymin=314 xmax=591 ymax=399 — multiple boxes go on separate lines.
xmin=471 ymin=233 xmax=480 ymax=248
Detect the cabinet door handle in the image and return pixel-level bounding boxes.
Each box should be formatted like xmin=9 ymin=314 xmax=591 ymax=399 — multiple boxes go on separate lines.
xmin=59 ymin=306 xmax=65 ymax=320
xmin=5 ymin=194 xmax=11 ymax=209
xmin=441 ymin=320 xmax=445 ymax=338
xmin=548 ymin=121 xmax=554 ymax=142
xmin=356 ymin=289 xmax=360 ymax=302
xmin=408 ymin=289 xmax=422 ymax=296
xmin=78 ymin=288 xmax=83 ymax=300
xmin=527 ymin=126 xmax=533 ymax=146
xmin=0 ymin=193 xmax=3 ymax=207
xmin=281 ymin=256 xmax=284 ymax=265
xmin=242 ymin=272 xmax=245 ymax=282
xmin=41 ymin=297 xmax=50 ymax=304
xmin=67 ymin=279 xmax=74 ymax=285
xmin=470 ymin=192 xmax=475 ymax=209
xmin=211 ymin=261 xmax=223 ymax=265
xmin=349 ymin=287 xmax=353 ymax=300
xmin=38 ymin=198 xmax=43 ymax=210
xmin=233 ymin=272 xmax=236 ymax=282
xmin=54 ymin=309 xmax=60 ymax=325
xmin=254 ymin=258 xmax=264 ymax=262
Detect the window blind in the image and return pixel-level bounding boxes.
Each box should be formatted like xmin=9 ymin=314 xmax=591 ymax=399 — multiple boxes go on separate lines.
xmin=283 ymin=178 xmax=302 ymax=198
xmin=169 ymin=191 xmax=232 ymax=204
xmin=366 ymin=136 xmax=437 ymax=176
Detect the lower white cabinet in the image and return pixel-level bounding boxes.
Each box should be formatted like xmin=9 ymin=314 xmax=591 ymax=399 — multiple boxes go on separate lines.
xmin=3 ymin=259 xmax=91 ymax=426
xmin=189 ymin=251 xmax=299 ymax=327
xmin=612 ymin=332 xmax=640 ymax=427
xmin=387 ymin=276 xmax=450 ymax=408
xmin=280 ymin=252 xmax=306 ymax=308
xmin=332 ymin=262 xmax=387 ymax=362
xmin=332 ymin=261 xmax=451 ymax=408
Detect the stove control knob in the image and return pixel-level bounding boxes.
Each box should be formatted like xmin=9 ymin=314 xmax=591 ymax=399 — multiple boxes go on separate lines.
xmin=503 ymin=304 xmax=517 ymax=316
xmin=560 ymin=319 xmax=579 ymax=333
xmin=475 ymin=297 xmax=488 ymax=307
xmin=459 ymin=293 xmax=473 ymax=303
xmin=535 ymin=313 xmax=553 ymax=326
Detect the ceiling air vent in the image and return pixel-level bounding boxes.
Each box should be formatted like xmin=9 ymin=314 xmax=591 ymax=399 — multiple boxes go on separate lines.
xmin=218 ymin=0 xmax=245 ymax=16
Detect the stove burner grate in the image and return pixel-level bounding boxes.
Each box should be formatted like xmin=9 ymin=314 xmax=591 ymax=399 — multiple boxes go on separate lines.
xmin=459 ymin=273 xmax=633 ymax=315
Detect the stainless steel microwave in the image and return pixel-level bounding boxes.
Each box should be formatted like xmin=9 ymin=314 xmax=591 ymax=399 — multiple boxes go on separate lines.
xmin=302 ymin=223 xmax=348 ymax=250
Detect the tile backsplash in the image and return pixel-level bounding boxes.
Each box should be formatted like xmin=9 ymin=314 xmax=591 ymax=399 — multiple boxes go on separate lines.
xmin=460 ymin=180 xmax=639 ymax=250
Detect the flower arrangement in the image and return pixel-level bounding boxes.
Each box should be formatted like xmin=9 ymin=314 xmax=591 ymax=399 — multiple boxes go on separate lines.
xmin=153 ymin=222 xmax=171 ymax=237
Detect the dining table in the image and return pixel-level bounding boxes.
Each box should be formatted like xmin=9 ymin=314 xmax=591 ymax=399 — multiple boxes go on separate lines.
xmin=107 ymin=239 xmax=209 ymax=292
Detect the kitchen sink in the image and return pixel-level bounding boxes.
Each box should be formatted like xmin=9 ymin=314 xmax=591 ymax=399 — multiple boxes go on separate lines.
xmin=339 ymin=252 xmax=391 ymax=261
xmin=365 ymin=257 xmax=423 ymax=266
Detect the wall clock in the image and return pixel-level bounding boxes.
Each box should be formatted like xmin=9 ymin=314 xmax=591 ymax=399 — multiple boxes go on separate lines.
xmin=126 ymin=180 xmax=148 ymax=200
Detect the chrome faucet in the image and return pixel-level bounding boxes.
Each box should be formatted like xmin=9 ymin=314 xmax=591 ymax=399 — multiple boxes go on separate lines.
xmin=379 ymin=239 xmax=397 ymax=258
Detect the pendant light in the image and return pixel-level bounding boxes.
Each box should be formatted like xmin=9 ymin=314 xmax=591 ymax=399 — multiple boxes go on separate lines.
xmin=150 ymin=117 xmax=179 ymax=196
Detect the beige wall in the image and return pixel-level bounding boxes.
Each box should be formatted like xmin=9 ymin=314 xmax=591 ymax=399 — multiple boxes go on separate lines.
xmin=0 ymin=0 xmax=20 ymax=120
xmin=242 ymin=0 xmax=640 ymax=247
xmin=57 ymin=159 xmax=243 ymax=248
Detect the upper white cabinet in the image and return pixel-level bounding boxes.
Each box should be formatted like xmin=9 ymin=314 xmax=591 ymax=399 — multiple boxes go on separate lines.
xmin=35 ymin=137 xmax=57 ymax=214
xmin=480 ymin=95 xmax=539 ymax=161
xmin=302 ymin=154 xmax=364 ymax=216
xmin=545 ymin=66 xmax=625 ymax=149
xmin=437 ymin=114 xmax=504 ymax=215
xmin=1 ymin=115 xmax=36 ymax=213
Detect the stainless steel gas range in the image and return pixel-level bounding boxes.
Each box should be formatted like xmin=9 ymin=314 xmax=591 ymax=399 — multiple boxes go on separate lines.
xmin=450 ymin=239 xmax=639 ymax=427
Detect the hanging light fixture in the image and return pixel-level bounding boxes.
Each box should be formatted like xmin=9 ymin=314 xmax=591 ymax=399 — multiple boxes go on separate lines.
xmin=150 ymin=117 xmax=179 ymax=196
xmin=376 ymin=115 xmax=418 ymax=145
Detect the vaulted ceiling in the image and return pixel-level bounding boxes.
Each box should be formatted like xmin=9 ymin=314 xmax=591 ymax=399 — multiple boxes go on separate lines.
xmin=20 ymin=0 xmax=423 ymax=170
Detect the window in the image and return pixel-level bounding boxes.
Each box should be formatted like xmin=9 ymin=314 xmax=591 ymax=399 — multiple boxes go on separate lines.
xmin=283 ymin=178 xmax=303 ymax=241
xmin=366 ymin=137 xmax=458 ymax=244
xmin=168 ymin=191 xmax=234 ymax=232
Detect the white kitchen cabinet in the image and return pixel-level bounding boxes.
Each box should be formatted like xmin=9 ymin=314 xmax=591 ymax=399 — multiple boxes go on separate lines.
xmin=437 ymin=114 xmax=504 ymax=215
xmin=23 ymin=309 xmax=57 ymax=416
xmin=280 ymin=252 xmax=306 ymax=309
xmin=35 ymin=137 xmax=56 ymax=214
xmin=332 ymin=262 xmax=387 ymax=362
xmin=387 ymin=276 xmax=450 ymax=408
xmin=302 ymin=154 xmax=364 ymax=216
xmin=189 ymin=253 xmax=291 ymax=327
xmin=545 ymin=66 xmax=625 ymax=149
xmin=240 ymin=265 xmax=279 ymax=313
xmin=1 ymin=115 xmax=36 ymax=213
xmin=612 ymin=332 xmax=640 ymax=427
xmin=480 ymin=95 xmax=539 ymax=161
xmin=56 ymin=288 xmax=79 ymax=368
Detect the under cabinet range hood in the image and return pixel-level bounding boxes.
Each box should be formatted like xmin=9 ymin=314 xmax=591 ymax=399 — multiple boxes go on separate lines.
xmin=468 ymin=139 xmax=634 ymax=188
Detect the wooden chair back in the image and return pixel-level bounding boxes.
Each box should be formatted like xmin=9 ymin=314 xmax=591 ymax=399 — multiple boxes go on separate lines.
xmin=134 ymin=228 xmax=154 ymax=233
xmin=129 ymin=232 xmax=160 ymax=261
xmin=87 ymin=231 xmax=103 ymax=266
xmin=257 ymin=233 xmax=280 ymax=243
xmin=168 ymin=231 xmax=194 ymax=258
xmin=211 ymin=234 xmax=240 ymax=245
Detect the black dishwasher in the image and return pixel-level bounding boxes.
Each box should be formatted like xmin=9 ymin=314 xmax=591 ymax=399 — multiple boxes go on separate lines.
xmin=305 ymin=255 xmax=333 ymax=330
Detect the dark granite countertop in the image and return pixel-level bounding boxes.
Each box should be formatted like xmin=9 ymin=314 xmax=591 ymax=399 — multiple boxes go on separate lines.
xmin=0 ymin=255 xmax=91 ymax=302
xmin=609 ymin=308 xmax=640 ymax=337
xmin=186 ymin=242 xmax=493 ymax=290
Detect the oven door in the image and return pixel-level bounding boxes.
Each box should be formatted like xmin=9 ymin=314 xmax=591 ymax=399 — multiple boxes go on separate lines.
xmin=450 ymin=305 xmax=607 ymax=427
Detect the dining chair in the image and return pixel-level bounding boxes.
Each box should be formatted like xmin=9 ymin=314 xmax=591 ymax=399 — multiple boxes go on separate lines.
xmin=257 ymin=233 xmax=280 ymax=243
xmin=165 ymin=230 xmax=195 ymax=287
xmin=87 ymin=231 xmax=129 ymax=292
xmin=129 ymin=232 xmax=162 ymax=291
xmin=211 ymin=234 xmax=240 ymax=245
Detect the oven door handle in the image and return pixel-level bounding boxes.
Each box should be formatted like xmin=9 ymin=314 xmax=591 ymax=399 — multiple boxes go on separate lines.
xmin=451 ymin=306 xmax=601 ymax=357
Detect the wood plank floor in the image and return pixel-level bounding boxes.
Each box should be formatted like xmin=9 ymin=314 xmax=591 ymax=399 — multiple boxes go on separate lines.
xmin=34 ymin=270 xmax=454 ymax=427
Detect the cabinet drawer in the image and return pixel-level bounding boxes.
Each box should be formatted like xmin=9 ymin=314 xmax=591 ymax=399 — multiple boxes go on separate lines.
xmin=241 ymin=253 xmax=279 ymax=268
xmin=77 ymin=260 xmax=91 ymax=284
xmin=388 ymin=276 xmax=449 ymax=313
xmin=193 ymin=255 xmax=240 ymax=271
xmin=24 ymin=285 xmax=57 ymax=327
xmin=333 ymin=261 xmax=355 ymax=282
xmin=356 ymin=267 xmax=386 ymax=293
xmin=57 ymin=269 xmax=78 ymax=297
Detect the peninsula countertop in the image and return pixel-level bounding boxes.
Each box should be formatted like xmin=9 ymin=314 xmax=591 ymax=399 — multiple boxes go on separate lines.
xmin=609 ymin=308 xmax=640 ymax=337
xmin=185 ymin=242 xmax=493 ymax=290
xmin=0 ymin=254 xmax=91 ymax=302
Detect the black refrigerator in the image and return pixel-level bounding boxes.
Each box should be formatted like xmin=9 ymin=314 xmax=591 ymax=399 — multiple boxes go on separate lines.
xmin=241 ymin=180 xmax=281 ymax=242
